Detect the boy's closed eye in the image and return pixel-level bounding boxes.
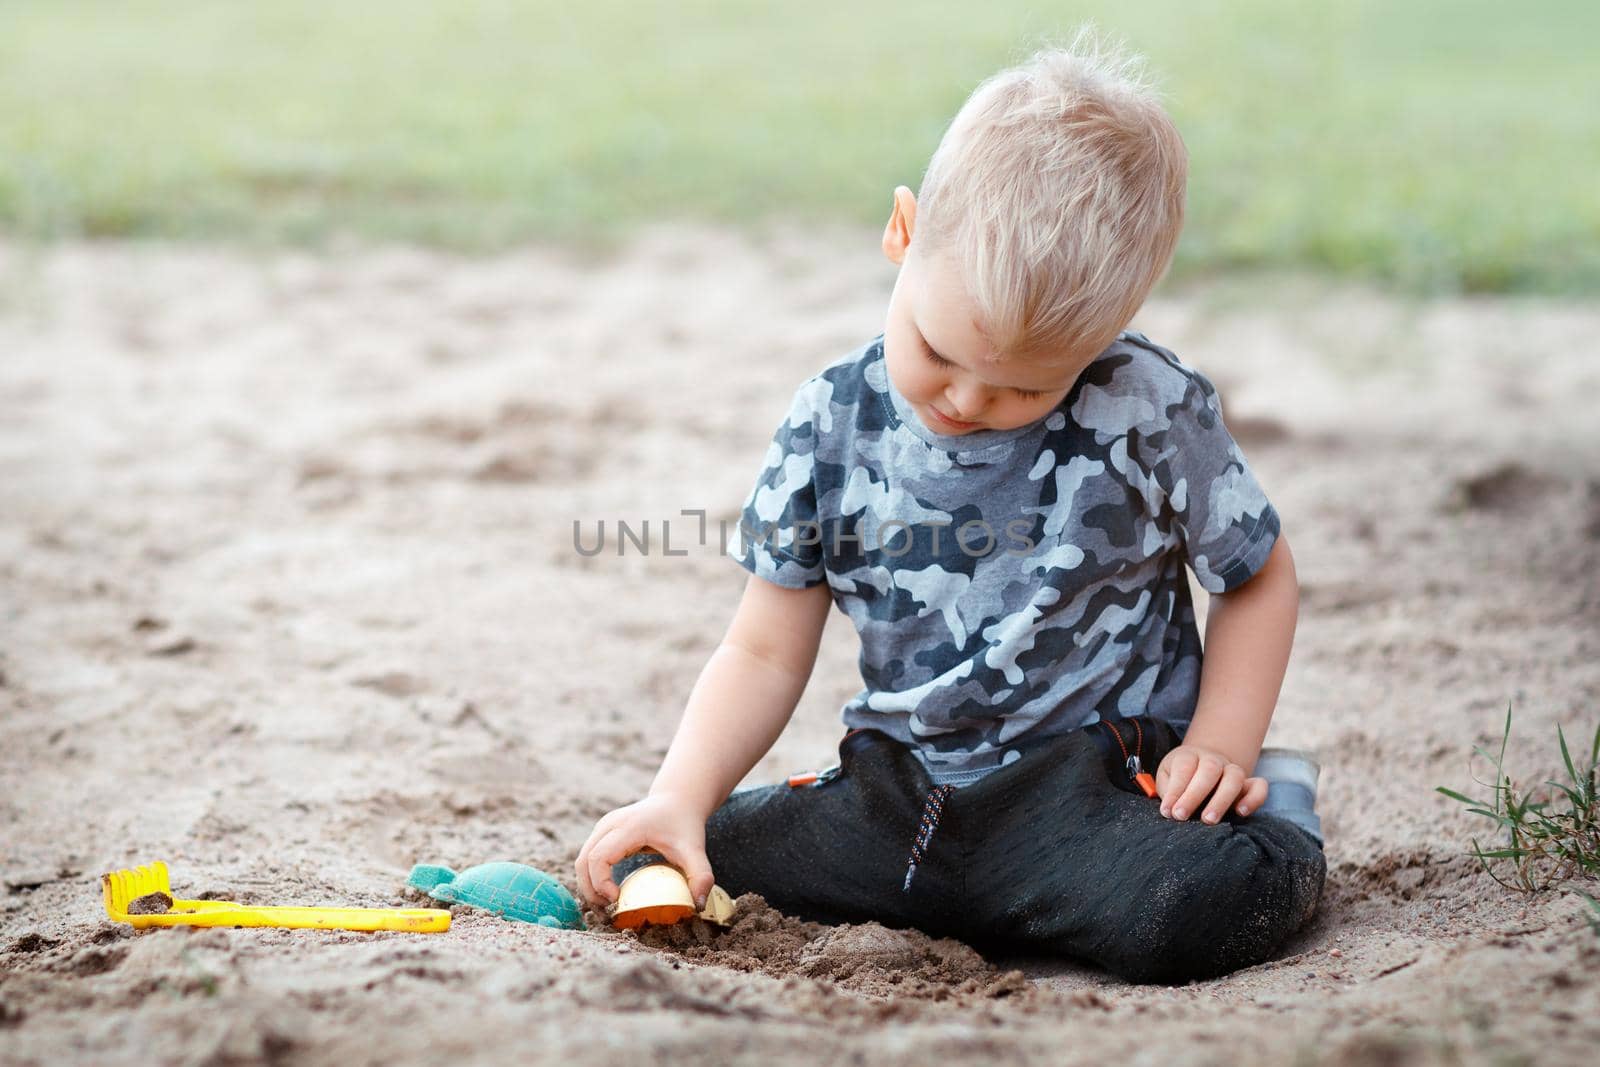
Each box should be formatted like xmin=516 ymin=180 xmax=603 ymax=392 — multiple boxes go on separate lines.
xmin=920 ymin=345 xmax=1049 ymax=400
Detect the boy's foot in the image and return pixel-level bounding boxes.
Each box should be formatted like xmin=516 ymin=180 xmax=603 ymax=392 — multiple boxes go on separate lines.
xmin=1252 ymin=746 xmax=1323 ymax=847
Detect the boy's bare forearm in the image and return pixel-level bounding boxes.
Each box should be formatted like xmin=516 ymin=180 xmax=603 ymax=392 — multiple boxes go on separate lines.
xmin=1182 ymin=535 xmax=1298 ymax=771
xmin=646 ymin=642 xmax=809 ymax=819
xmin=573 ymin=575 xmax=824 ymax=907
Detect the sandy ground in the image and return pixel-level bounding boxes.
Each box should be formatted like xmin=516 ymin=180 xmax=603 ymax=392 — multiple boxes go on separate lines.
xmin=2 ymin=227 xmax=1598 ymax=1066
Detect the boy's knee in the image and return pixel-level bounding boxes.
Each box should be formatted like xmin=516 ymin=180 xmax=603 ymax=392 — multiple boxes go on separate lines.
xmin=702 ymin=784 xmax=784 ymax=863
xmin=1098 ymin=823 xmax=1326 ymax=984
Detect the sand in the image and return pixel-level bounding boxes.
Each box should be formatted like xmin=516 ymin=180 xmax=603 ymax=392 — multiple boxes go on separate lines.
xmin=1 ymin=227 xmax=1597 ymax=1065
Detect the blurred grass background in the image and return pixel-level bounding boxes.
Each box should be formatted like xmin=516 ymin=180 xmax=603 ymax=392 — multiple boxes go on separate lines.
xmin=0 ymin=0 xmax=1595 ymax=293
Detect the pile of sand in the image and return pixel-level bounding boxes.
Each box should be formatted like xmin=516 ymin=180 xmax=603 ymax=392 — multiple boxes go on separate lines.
xmin=599 ymin=893 xmax=1033 ymax=1002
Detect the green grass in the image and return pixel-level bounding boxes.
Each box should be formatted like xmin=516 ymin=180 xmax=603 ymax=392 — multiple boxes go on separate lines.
xmin=2 ymin=0 xmax=1597 ymax=292
xmin=1438 ymin=704 xmax=1600 ymax=896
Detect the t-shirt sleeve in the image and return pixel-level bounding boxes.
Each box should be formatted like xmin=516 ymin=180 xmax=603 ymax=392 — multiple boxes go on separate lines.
xmin=1136 ymin=365 xmax=1280 ymax=594
xmin=727 ymin=383 xmax=828 ymax=589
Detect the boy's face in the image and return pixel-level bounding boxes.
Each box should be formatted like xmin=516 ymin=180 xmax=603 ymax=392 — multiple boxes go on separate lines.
xmin=881 ymin=189 xmax=1091 ymax=435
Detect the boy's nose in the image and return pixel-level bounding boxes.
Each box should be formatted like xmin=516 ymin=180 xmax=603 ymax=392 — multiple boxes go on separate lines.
xmin=946 ymin=381 xmax=988 ymax=418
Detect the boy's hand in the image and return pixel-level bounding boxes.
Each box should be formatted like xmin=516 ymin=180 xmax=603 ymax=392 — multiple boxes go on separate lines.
xmin=1155 ymin=743 xmax=1269 ymax=825
xmin=573 ymin=793 xmax=715 ymax=910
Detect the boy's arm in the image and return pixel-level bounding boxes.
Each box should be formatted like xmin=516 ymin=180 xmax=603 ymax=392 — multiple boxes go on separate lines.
xmin=649 ymin=574 xmax=833 ymax=816
xmin=575 ymin=574 xmax=831 ymax=906
xmin=1156 ymin=533 xmax=1299 ymax=823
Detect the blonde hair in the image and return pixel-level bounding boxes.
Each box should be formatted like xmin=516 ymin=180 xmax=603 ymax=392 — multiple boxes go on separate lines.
xmin=914 ymin=28 xmax=1187 ymax=364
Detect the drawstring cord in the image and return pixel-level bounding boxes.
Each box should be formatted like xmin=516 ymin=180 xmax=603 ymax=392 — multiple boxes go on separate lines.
xmin=902 ymin=784 xmax=955 ymax=891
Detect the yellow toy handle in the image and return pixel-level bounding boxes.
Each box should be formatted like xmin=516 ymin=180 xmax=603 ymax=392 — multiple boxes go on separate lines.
xmin=102 ymin=861 xmax=451 ymax=933
xmin=124 ymin=903 xmax=450 ymax=932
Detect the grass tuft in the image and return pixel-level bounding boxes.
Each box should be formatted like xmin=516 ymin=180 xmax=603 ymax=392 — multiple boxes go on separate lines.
xmin=1437 ymin=704 xmax=1600 ymax=901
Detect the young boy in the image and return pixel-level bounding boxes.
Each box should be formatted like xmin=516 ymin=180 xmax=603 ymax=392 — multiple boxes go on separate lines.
xmin=575 ymin=36 xmax=1325 ymax=984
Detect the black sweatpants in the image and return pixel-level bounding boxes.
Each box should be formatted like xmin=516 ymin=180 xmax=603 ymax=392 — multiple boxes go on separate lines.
xmin=622 ymin=716 xmax=1325 ymax=985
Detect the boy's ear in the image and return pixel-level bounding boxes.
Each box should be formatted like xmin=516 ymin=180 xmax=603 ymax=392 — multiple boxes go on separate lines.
xmin=881 ymin=186 xmax=917 ymax=265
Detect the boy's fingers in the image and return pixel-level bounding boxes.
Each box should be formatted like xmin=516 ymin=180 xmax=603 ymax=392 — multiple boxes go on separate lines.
xmin=652 ymin=841 xmax=715 ymax=907
xmin=688 ymin=872 xmax=716 ymax=908
xmin=573 ymin=811 xmax=626 ymax=904
xmin=576 ymin=837 xmax=616 ymax=907
xmin=1157 ymin=750 xmax=1198 ymax=815
xmin=574 ymin=857 xmax=603 ymax=908
xmin=1171 ymin=757 xmax=1225 ymax=820
xmin=584 ymin=827 xmax=635 ymax=904
xmin=1236 ymin=776 xmax=1269 ymax=815
xmin=1200 ymin=765 xmax=1246 ymax=823
xmin=574 ymin=834 xmax=600 ymax=905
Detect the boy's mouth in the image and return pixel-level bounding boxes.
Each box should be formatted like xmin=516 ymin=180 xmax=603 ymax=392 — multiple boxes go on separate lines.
xmin=928 ymin=406 xmax=981 ymax=431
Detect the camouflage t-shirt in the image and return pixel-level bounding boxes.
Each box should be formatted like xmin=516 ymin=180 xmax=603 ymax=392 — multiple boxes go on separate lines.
xmin=730 ymin=330 xmax=1280 ymax=787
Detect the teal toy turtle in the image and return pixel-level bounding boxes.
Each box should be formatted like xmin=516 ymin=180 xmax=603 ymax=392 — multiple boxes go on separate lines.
xmin=406 ymin=862 xmax=585 ymax=929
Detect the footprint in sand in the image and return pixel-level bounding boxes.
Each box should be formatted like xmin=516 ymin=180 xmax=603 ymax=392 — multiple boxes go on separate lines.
xmin=352 ymin=671 xmax=429 ymax=698
xmin=1450 ymin=461 xmax=1564 ymax=514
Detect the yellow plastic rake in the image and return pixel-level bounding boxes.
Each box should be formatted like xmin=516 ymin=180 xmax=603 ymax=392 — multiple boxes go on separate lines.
xmin=101 ymin=861 xmax=451 ymax=933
